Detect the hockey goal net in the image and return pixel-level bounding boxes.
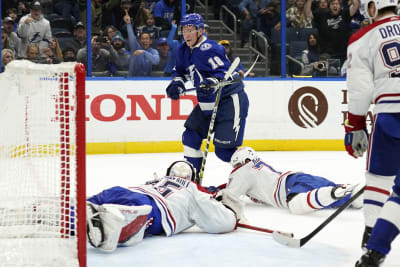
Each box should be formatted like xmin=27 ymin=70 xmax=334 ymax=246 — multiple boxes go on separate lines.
xmin=0 ymin=60 xmax=86 ymax=267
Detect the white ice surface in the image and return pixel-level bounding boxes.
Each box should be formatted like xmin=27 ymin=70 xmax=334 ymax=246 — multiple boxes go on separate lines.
xmin=87 ymin=151 xmax=400 ymax=267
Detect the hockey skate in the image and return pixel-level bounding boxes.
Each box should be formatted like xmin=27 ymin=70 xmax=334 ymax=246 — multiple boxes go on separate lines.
xmin=355 ymin=249 xmax=385 ymax=267
xmin=361 ymin=226 xmax=373 ymax=250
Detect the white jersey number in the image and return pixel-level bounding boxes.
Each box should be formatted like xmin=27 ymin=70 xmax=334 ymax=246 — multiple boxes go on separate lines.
xmin=208 ymin=56 xmax=224 ymax=70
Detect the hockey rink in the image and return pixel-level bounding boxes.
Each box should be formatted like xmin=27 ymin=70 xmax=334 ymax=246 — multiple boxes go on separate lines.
xmin=86 ymin=151 xmax=400 ymax=267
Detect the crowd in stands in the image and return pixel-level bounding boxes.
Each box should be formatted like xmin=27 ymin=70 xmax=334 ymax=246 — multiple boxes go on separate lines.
xmin=212 ymin=0 xmax=385 ymax=77
xmin=0 ymin=0 xmax=193 ymax=76
xmin=1 ymin=0 xmax=396 ymax=76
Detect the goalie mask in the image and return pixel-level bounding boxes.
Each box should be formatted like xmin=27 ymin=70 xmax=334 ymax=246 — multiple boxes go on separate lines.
xmin=230 ymin=147 xmax=259 ymax=168
xmin=166 ymin=161 xmax=196 ymax=181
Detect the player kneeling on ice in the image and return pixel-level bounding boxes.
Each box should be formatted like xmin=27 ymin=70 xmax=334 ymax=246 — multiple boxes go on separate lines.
xmin=214 ymin=147 xmax=363 ymax=215
xmin=86 ymin=161 xmax=244 ymax=252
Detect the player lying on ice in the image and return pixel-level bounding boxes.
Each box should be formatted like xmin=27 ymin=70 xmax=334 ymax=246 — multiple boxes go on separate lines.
xmin=209 ymin=147 xmax=363 ymax=215
xmin=86 ymin=161 xmax=244 ymax=252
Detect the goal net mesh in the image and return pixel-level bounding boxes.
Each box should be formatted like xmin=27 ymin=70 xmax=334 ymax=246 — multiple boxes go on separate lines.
xmin=0 ymin=60 xmax=86 ymax=267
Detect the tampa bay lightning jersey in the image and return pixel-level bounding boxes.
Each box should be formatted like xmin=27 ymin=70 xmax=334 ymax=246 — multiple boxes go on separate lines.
xmin=174 ymin=37 xmax=245 ymax=115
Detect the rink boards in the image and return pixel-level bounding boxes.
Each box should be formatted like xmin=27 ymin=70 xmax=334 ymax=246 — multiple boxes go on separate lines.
xmin=85 ymin=79 xmax=373 ymax=154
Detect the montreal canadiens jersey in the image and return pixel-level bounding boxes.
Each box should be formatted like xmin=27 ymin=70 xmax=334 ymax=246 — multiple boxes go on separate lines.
xmin=174 ymin=37 xmax=244 ymax=115
xmin=346 ymin=15 xmax=400 ymax=115
xmin=129 ymin=175 xmax=235 ymax=236
xmin=226 ymin=159 xmax=295 ymax=209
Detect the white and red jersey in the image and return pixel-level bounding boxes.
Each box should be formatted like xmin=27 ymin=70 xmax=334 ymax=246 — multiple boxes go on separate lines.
xmin=130 ymin=176 xmax=236 ymax=236
xmin=346 ymin=15 xmax=400 ymax=116
xmin=226 ymin=159 xmax=295 ymax=209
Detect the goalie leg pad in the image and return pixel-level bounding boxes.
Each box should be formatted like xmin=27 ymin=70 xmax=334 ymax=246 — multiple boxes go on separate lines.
xmin=86 ymin=202 xmax=105 ymax=248
xmin=97 ymin=204 xmax=125 ymax=252
xmin=117 ymin=204 xmax=152 ymax=246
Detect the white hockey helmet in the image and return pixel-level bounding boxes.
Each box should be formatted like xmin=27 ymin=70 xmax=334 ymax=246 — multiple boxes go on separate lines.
xmin=166 ymin=160 xmax=196 ymax=181
xmin=364 ymin=0 xmax=398 ymax=19
xmin=230 ymin=147 xmax=258 ymax=168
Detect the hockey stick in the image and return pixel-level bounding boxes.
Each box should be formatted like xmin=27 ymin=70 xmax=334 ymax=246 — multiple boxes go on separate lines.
xmin=196 ymin=57 xmax=241 ymax=184
xmin=244 ymin=54 xmax=259 ymax=77
xmin=182 ymin=55 xmax=258 ymax=95
xmin=238 ymin=222 xmax=294 ymax=237
xmin=272 ymin=186 xmax=366 ymax=248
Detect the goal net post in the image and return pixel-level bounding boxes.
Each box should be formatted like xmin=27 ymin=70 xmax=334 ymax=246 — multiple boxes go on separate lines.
xmin=0 ymin=60 xmax=86 ymax=267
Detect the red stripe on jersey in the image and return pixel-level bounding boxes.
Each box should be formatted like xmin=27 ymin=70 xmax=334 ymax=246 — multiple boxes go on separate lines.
xmin=374 ymin=93 xmax=400 ymax=104
xmin=307 ymin=191 xmax=319 ymax=210
xmin=273 ymin=171 xmax=291 ymax=207
xmin=365 ymin=186 xmax=391 ymax=196
xmin=130 ymin=186 xmax=177 ymax=231
xmin=348 ymin=16 xmax=400 ymax=46
xmin=366 ymin=114 xmax=376 ymax=171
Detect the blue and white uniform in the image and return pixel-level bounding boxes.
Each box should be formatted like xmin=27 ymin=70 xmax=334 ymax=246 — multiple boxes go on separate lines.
xmin=223 ymin=158 xmax=353 ymax=214
xmin=173 ymin=37 xmax=249 ymax=172
xmin=88 ymin=175 xmax=236 ymax=238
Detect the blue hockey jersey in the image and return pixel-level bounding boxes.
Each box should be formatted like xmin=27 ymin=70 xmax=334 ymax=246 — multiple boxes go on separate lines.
xmin=174 ymin=37 xmax=245 ymax=115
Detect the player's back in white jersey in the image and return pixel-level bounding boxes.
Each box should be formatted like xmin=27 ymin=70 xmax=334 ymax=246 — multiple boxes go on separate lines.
xmin=347 ymin=15 xmax=400 ymax=115
xmin=227 ymin=159 xmax=294 ymax=209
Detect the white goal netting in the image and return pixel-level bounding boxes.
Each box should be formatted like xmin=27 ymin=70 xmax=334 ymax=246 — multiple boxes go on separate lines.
xmin=0 ymin=61 xmax=86 ymax=267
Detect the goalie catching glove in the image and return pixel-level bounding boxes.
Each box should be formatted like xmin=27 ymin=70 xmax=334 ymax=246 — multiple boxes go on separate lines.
xmin=216 ymin=189 xmax=247 ymax=223
xmin=166 ymin=77 xmax=185 ymax=100
xmin=344 ymin=113 xmax=369 ymax=158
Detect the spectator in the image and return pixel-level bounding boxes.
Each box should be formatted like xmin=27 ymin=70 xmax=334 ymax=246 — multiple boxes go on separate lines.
xmin=135 ymin=12 xmax=161 ymax=41
xmin=16 ymin=1 xmax=30 ymax=19
xmin=3 ymin=16 xmax=21 ymax=56
xmin=1 ymin=48 xmax=15 ymax=71
xmin=17 ymin=1 xmax=52 ymax=59
xmin=53 ymin=0 xmax=81 ymax=23
xmin=300 ymin=32 xmax=338 ymax=76
xmin=26 ymin=43 xmax=47 ymax=63
xmin=81 ymin=0 xmax=119 ymax=35
xmin=110 ymin=32 xmax=130 ymax=74
xmin=66 ymin=21 xmax=87 ymax=53
xmin=124 ymin=14 xmax=159 ymax=76
xmin=305 ymin=0 xmax=360 ymax=67
xmin=286 ymin=0 xmax=313 ymax=30
xmin=104 ymin=25 xmax=118 ymax=41
xmin=114 ymin=0 xmax=142 ymax=31
xmin=153 ymin=37 xmax=170 ymax=72
xmin=239 ymin=0 xmax=270 ymax=48
xmin=153 ymin=0 xmax=176 ymax=31
xmin=164 ymin=20 xmax=181 ymax=76
xmin=62 ymin=46 xmax=77 ymax=62
xmin=218 ymin=40 xmax=249 ymax=76
xmin=317 ymin=0 xmax=329 ymax=10
xmin=76 ymin=34 xmax=119 ymax=75
xmin=258 ymin=0 xmax=281 ymax=42
xmin=5 ymin=9 xmax=18 ymax=31
xmin=1 ymin=27 xmax=11 ymax=50
xmin=42 ymin=36 xmax=63 ymax=64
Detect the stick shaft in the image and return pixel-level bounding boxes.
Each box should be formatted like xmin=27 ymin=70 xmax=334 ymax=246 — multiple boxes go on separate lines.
xmin=197 ymin=57 xmax=240 ymax=184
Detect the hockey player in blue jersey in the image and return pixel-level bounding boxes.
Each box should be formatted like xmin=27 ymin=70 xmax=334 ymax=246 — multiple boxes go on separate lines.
xmin=165 ymin=13 xmax=249 ymax=180
xmin=86 ymin=160 xmax=242 ymax=252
